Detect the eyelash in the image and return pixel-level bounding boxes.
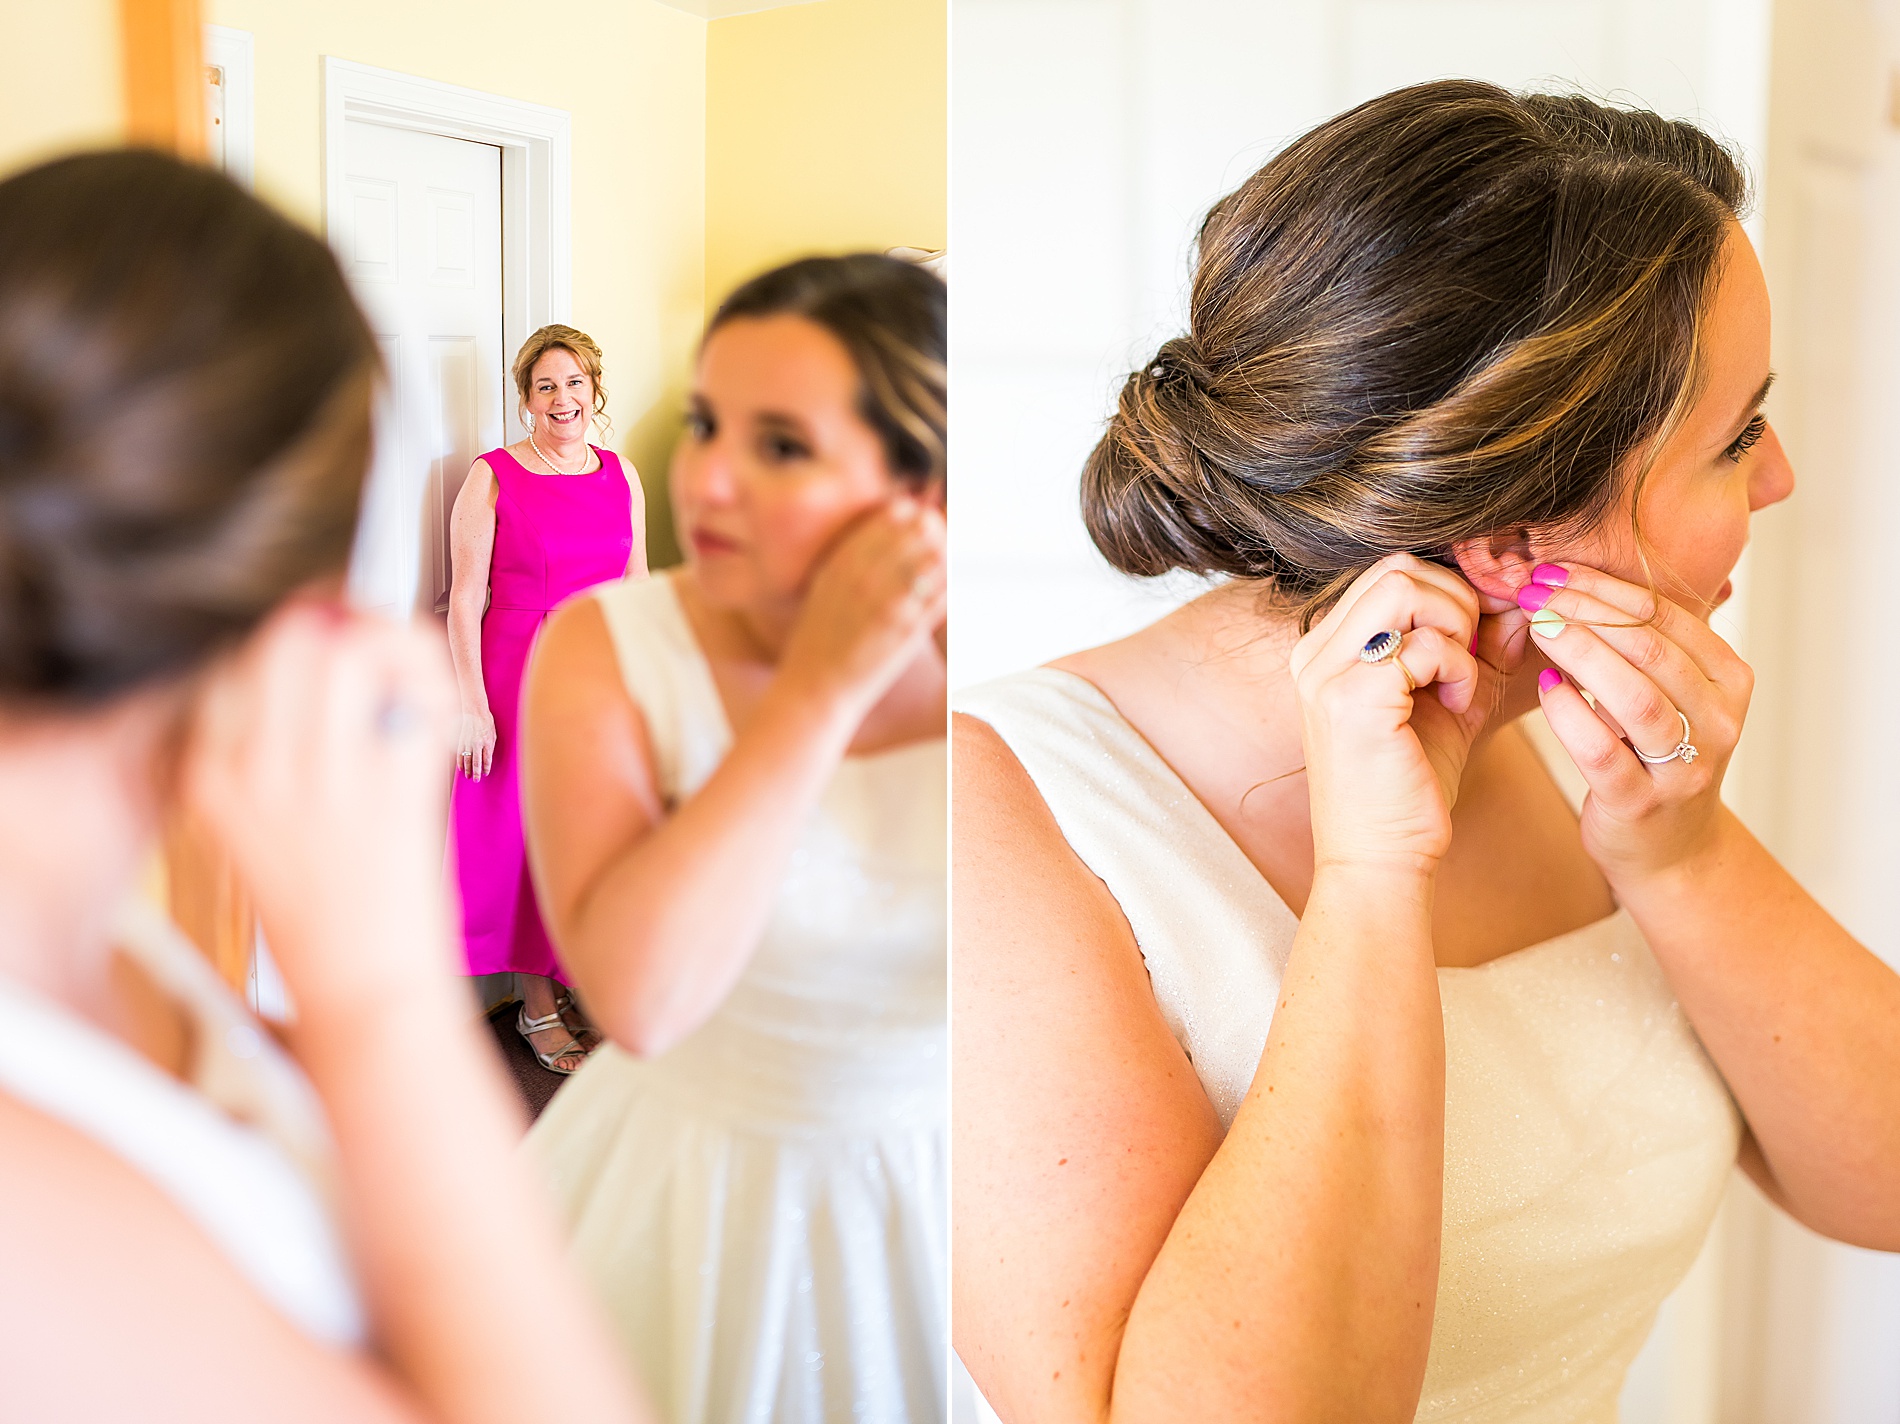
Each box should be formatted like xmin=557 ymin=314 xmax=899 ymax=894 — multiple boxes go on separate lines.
xmin=1725 ymin=413 xmax=1767 ymax=464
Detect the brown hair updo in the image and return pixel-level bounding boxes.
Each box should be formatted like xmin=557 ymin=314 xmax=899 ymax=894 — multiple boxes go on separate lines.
xmin=512 ymin=324 xmax=610 ymax=437
xmin=0 ymin=149 xmax=378 ymax=705
xmin=708 ymin=254 xmax=946 ymax=488
xmin=1083 ymin=80 xmax=1749 ymax=626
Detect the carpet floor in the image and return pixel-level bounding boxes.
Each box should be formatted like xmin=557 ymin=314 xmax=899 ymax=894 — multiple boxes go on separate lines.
xmin=481 ymin=1001 xmax=571 ymax=1122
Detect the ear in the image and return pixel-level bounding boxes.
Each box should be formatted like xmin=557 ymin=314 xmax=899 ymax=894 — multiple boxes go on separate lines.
xmin=1451 ymin=529 xmax=1539 ymax=609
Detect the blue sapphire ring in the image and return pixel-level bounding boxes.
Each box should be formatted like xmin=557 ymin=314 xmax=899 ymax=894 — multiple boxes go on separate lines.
xmin=1360 ymin=628 xmax=1417 ymax=694
xmin=1359 ymin=629 xmax=1405 ymax=665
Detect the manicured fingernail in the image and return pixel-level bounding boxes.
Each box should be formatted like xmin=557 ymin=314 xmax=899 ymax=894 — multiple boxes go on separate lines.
xmin=1517 ymin=583 xmax=1556 ymax=612
xmin=1469 ymin=628 xmax=1479 ymax=654
xmin=1530 ymin=607 xmax=1566 ymax=638
xmin=1532 ymin=563 xmax=1569 ymax=587
xmin=1538 ymin=667 xmax=1563 ymax=693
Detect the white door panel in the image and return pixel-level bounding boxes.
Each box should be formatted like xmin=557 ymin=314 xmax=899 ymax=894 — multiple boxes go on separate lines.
xmin=335 ymin=121 xmax=503 ymax=618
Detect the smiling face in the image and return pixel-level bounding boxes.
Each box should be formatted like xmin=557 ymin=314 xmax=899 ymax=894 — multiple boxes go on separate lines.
xmin=525 ymin=345 xmax=596 ymax=441
xmin=1544 ymin=222 xmax=1794 ymax=618
xmin=673 ymin=313 xmax=911 ymax=610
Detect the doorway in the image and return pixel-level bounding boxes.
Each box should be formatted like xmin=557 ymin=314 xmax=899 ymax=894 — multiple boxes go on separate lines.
xmin=335 ymin=120 xmax=504 ymax=618
xmin=321 ymin=57 xmax=574 ymax=618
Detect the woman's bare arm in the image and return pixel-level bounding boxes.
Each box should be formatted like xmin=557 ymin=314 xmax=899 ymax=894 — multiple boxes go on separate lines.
xmin=955 ymin=714 xmax=1446 ymax=1424
xmin=620 ymin=461 xmax=648 ymax=580
xmin=446 ymin=460 xmax=498 ymax=778
xmin=520 ymin=502 xmax=944 ymax=1057
xmin=1524 ymin=563 xmax=1900 ymax=1248
xmin=1612 ymin=808 xmax=1900 ymax=1246
xmin=177 ymin=606 xmax=650 ymax=1424
xmin=520 ymin=597 xmax=869 ymax=1057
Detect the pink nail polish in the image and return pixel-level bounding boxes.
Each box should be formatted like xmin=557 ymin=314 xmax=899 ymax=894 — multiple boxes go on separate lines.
xmin=1469 ymin=628 xmax=1479 ymax=654
xmin=1517 ymin=583 xmax=1555 ymax=611
xmin=1532 ymin=563 xmax=1569 ymax=587
xmin=1538 ymin=668 xmax=1563 ymax=693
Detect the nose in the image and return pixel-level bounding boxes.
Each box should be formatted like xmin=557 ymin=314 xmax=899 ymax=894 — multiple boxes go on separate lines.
xmin=680 ymin=433 xmax=738 ymax=506
xmin=1748 ymin=423 xmax=1795 ymax=512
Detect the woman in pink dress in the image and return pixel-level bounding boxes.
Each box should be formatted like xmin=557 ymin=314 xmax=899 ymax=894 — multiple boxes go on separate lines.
xmin=447 ymin=325 xmax=645 ymax=1072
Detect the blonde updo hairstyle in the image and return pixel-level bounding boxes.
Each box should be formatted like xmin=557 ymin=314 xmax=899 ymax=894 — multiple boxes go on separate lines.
xmin=1082 ymin=80 xmax=1750 ymax=629
xmin=512 ymin=324 xmax=610 ymax=439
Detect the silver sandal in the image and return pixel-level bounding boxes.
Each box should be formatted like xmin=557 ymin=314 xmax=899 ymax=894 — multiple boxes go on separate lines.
xmin=517 ymin=1004 xmax=589 ymax=1075
xmin=553 ymin=988 xmax=604 ymax=1054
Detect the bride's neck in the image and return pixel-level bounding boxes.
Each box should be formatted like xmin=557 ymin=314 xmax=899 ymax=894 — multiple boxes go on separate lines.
xmin=1143 ymin=579 xmax=1544 ymax=745
xmin=0 ymin=701 xmax=164 ymax=1020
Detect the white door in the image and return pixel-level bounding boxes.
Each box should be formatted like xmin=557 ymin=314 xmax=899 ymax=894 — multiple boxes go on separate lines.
xmin=334 ymin=120 xmax=504 ymax=618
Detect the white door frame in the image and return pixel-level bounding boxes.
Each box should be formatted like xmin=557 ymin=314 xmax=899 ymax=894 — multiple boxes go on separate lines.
xmin=321 ymin=56 xmax=572 ymax=443
xmin=204 ymin=25 xmax=256 ymax=188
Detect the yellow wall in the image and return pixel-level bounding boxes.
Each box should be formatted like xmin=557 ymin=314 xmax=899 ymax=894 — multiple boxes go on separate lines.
xmin=0 ymin=0 xmax=124 ymax=167
xmin=704 ymin=0 xmax=947 ymax=311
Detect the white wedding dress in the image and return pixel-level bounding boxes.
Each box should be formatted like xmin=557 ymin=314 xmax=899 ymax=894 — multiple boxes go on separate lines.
xmin=0 ymin=899 xmax=364 ymax=1346
xmin=526 ymin=574 xmax=948 ymax=1424
xmin=955 ymin=668 xmax=1740 ymax=1424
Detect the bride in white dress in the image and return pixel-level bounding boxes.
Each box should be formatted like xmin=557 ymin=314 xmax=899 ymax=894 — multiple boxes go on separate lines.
xmin=519 ymin=255 xmax=947 ymax=1423
xmin=0 ymin=151 xmax=644 ymax=1421
xmin=954 ymin=83 xmax=1900 ymax=1421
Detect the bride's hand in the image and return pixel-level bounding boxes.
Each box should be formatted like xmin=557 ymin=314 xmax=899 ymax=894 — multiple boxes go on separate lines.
xmin=183 ymin=600 xmax=460 ymax=1016
xmin=776 ymin=494 xmax=947 ymax=722
xmin=1288 ymin=554 xmax=1497 ymax=871
xmin=1520 ymin=563 xmax=1748 ymax=882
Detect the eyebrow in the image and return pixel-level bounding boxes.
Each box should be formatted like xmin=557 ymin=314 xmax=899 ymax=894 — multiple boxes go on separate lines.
xmin=755 ymin=410 xmax=813 ymax=435
xmin=1726 ymin=372 xmax=1775 ymax=439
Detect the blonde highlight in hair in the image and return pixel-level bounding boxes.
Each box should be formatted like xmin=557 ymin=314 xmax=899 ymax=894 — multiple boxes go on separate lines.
xmin=513 ymin=324 xmax=611 ymax=440
xmin=1083 ymin=81 xmax=1749 ymax=629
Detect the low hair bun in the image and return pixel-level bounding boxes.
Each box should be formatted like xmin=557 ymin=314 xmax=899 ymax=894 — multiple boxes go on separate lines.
xmin=1080 ymin=79 xmax=1748 ymax=627
xmin=0 ymin=149 xmax=378 ymax=705
xmin=1085 ymin=342 xmax=1274 ymax=583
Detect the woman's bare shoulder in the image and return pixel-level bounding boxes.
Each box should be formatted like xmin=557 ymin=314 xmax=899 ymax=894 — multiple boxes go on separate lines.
xmin=0 ymin=1090 xmax=414 ymax=1422
xmin=537 ymin=588 xmax=622 ymax=683
xmin=953 ymin=711 xmax=1130 ymax=957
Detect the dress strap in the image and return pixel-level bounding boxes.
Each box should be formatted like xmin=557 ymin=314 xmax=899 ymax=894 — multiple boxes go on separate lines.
xmin=954 ymin=668 xmax=1296 ymax=1127
xmin=592 ymin=575 xmax=733 ymax=805
xmin=0 ymin=901 xmax=365 ymax=1344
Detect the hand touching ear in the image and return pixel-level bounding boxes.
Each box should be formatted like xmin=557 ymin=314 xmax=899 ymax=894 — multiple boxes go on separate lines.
xmin=1515 ymin=562 xmax=1749 ymax=883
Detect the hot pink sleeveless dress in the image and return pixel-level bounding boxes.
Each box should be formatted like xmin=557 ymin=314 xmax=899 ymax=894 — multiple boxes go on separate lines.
xmin=450 ymin=445 xmax=634 ymax=981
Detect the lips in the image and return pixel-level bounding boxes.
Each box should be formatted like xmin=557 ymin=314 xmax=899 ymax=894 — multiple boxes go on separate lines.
xmin=1714 ymin=578 xmax=1733 ymax=607
xmin=691 ymin=527 xmax=742 ymax=557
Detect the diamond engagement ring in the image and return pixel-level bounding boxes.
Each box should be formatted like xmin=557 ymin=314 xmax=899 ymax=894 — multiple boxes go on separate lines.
xmin=1632 ymin=710 xmax=1698 ymax=765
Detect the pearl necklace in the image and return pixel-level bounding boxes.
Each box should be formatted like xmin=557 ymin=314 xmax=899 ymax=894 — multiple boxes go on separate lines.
xmin=527 ymin=428 xmax=591 ymax=475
